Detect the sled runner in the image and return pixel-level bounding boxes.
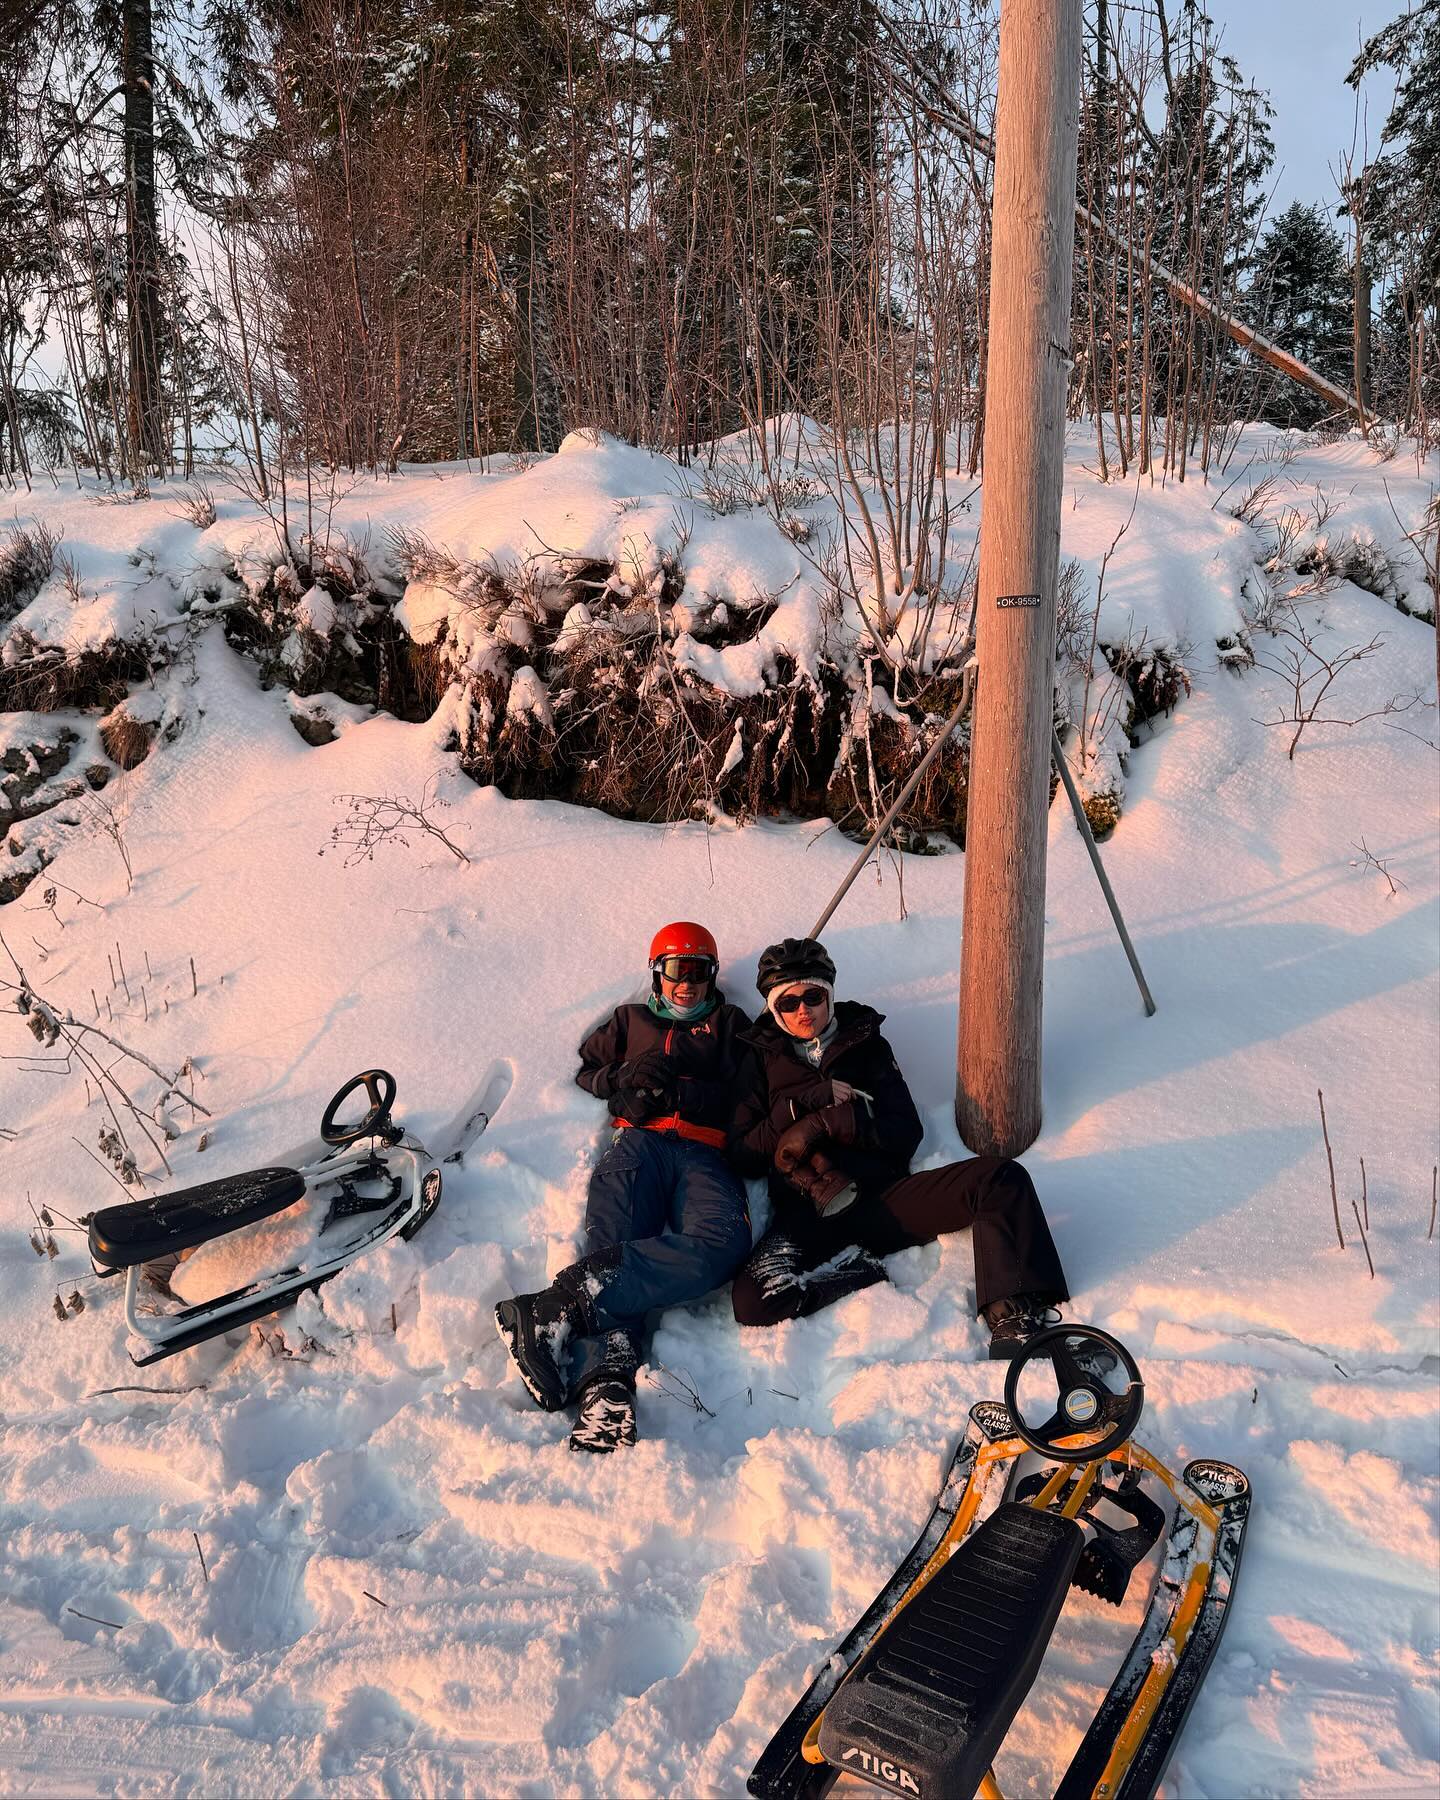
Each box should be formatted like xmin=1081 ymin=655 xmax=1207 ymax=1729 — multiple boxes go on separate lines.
xmin=87 ymin=1070 xmax=442 ymax=1365
xmin=747 ymin=1325 xmax=1249 ymax=1800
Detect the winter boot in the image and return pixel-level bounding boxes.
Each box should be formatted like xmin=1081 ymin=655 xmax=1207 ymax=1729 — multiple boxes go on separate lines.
xmin=799 ymin=1245 xmax=887 ymax=1316
xmin=738 ymin=1231 xmax=808 ymax=1324
xmin=569 ymin=1379 xmax=637 ymax=1453
xmin=983 ymin=1293 xmax=1062 ymax=1360
xmin=494 ymin=1285 xmax=585 ymax=1411
xmin=568 ymin=1330 xmax=638 ymax=1453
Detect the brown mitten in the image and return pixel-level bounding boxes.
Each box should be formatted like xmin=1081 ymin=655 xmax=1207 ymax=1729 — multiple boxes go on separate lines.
xmin=793 ymin=1149 xmax=858 ymax=1217
xmin=774 ymin=1112 xmax=828 ymax=1173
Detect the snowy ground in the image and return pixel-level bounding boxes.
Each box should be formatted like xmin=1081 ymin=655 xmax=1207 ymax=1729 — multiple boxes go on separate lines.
xmin=0 ymin=427 xmax=1436 ymax=1798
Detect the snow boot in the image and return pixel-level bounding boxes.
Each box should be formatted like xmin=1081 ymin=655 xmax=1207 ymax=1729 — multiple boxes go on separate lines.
xmin=745 ymin=1231 xmax=807 ymax=1313
xmin=494 ymin=1285 xmax=585 ymax=1411
xmin=569 ymin=1377 xmax=638 ymax=1453
xmin=568 ymin=1330 xmax=638 ymax=1452
xmin=983 ymin=1293 xmax=1062 ymax=1360
xmin=800 ymin=1245 xmax=886 ymax=1315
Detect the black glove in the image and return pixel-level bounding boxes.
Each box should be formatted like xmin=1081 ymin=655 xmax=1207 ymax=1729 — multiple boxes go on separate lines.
xmin=620 ymin=1049 xmax=674 ymax=1094
xmin=613 ymin=1050 xmax=676 ymax=1122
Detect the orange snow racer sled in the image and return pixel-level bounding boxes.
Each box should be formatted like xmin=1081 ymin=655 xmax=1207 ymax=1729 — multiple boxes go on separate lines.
xmin=747 ymin=1324 xmax=1249 ymax=1800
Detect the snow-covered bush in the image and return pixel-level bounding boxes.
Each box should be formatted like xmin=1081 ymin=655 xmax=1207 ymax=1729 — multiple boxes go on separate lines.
xmin=0 ymin=629 xmax=160 ymax=716
xmin=222 ymin=533 xmax=405 ymax=704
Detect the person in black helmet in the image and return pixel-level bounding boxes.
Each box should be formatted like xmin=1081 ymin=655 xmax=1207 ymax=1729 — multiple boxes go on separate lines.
xmin=728 ymin=937 xmax=1070 ymax=1357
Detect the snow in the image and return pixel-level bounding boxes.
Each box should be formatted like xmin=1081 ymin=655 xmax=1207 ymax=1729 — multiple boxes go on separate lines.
xmin=0 ymin=426 xmax=1437 ymax=1797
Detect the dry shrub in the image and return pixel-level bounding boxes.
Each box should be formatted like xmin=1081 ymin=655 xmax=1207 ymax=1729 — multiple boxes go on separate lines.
xmin=223 ymin=539 xmax=995 ymax=840
xmin=100 ymin=707 xmax=157 ymax=770
xmin=1055 ymin=556 xmax=1090 ymax=672
xmin=0 ymin=520 xmax=59 ymax=622
xmin=827 ymin=668 xmax=973 ymax=847
xmin=0 ymin=636 xmax=156 ymax=714
xmin=727 ymin=668 xmax=840 ymax=824
xmin=460 ymin=624 xmax=974 ymax=842
xmin=168 ymin=482 xmax=218 ymax=530
xmin=386 ymin=633 xmax=455 ymax=720
xmin=223 ymin=538 xmax=398 ymax=704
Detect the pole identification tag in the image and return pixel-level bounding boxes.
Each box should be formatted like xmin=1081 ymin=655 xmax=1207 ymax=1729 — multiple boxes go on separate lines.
xmin=996 ymin=593 xmax=1041 ymax=608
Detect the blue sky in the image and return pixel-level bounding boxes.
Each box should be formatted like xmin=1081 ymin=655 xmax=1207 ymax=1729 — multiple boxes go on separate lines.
xmin=1212 ymin=1 xmax=1400 ymax=218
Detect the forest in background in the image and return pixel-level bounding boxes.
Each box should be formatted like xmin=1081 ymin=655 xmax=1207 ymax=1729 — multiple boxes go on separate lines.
xmin=0 ymin=2 xmax=1436 ymax=851
xmin=2 ymin=0 xmax=1437 ymax=491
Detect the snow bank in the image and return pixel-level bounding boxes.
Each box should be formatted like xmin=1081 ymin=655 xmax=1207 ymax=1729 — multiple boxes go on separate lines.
xmin=0 ymin=425 xmax=1435 ymax=1796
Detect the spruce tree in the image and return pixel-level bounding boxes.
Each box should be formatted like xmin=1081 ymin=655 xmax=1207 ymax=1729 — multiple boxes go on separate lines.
xmin=1347 ymin=0 xmax=1439 ymax=431
xmin=1253 ymin=202 xmax=1353 ymax=427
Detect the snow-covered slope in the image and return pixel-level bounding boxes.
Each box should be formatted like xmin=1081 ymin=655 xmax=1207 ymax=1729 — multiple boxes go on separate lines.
xmin=0 ymin=428 xmax=1436 ymax=1798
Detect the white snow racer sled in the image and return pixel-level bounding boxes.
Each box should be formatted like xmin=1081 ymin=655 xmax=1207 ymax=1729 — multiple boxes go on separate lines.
xmin=87 ymin=1070 xmax=442 ymax=1365
xmin=747 ymin=1324 xmax=1250 ymax=1800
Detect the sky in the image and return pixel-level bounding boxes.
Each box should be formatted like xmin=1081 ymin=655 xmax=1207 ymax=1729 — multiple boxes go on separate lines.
xmin=1211 ymin=1 xmax=1401 ymax=220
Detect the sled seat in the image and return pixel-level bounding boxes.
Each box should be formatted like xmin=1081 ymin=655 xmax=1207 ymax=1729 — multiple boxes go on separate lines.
xmin=817 ymin=1502 xmax=1084 ymax=1797
xmin=88 ymin=1168 xmax=307 ymax=1270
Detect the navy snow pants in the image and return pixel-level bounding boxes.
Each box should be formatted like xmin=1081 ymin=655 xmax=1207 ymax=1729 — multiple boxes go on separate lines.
xmin=569 ymin=1127 xmax=752 ymax=1391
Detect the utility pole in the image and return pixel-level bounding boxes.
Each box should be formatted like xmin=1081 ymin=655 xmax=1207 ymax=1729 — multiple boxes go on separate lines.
xmin=956 ymin=0 xmax=1083 ymax=1157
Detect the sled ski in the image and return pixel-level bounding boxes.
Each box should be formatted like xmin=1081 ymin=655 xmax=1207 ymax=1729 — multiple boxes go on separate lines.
xmin=442 ymin=1061 xmax=514 ymax=1166
xmin=87 ymin=1069 xmax=450 ymax=1365
xmin=747 ymin=1327 xmax=1250 ymax=1800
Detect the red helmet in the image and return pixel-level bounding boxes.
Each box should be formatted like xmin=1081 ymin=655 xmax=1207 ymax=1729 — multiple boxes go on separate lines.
xmin=649 ymin=920 xmax=719 ymax=965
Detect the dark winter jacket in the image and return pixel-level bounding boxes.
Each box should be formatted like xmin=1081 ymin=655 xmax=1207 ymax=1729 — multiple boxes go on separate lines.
xmin=577 ymin=997 xmax=753 ymax=1147
xmin=731 ymin=1002 xmax=924 ymax=1240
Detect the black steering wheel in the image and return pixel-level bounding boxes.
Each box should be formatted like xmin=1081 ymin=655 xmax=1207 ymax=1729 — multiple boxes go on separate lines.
xmin=321 ymin=1069 xmax=397 ymax=1146
xmin=1002 ymin=1324 xmax=1144 ymax=1464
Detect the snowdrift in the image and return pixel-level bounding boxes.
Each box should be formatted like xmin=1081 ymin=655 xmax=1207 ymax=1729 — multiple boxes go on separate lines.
xmin=0 ymin=424 xmax=1436 ymax=1797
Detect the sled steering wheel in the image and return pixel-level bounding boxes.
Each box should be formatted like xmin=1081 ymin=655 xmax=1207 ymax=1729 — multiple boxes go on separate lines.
xmin=1003 ymin=1324 xmax=1145 ymax=1464
xmin=321 ymin=1069 xmax=397 ymax=1146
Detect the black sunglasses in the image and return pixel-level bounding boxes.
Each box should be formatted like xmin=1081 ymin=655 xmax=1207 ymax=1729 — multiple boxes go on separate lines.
xmin=774 ymin=986 xmax=829 ymax=1014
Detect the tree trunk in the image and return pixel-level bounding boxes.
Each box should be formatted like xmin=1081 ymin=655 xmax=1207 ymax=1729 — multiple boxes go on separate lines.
xmin=956 ymin=0 xmax=1083 ymax=1158
xmin=511 ymin=198 xmax=563 ymax=453
xmin=1353 ymin=226 xmax=1371 ymax=414
xmin=122 ymin=0 xmax=164 ymax=476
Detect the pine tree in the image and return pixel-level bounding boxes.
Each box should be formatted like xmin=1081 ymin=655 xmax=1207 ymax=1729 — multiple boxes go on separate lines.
xmin=1347 ymin=0 xmax=1440 ymax=434
xmin=4 ymin=0 xmax=233 ymax=480
xmin=1253 ymin=202 xmax=1353 ymax=427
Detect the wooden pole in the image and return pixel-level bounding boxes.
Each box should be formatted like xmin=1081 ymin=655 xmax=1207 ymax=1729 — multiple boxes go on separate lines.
xmin=957 ymin=0 xmax=1083 ymax=1157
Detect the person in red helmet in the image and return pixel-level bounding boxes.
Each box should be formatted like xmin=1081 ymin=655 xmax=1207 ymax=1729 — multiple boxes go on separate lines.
xmin=495 ymin=922 xmax=754 ymax=1452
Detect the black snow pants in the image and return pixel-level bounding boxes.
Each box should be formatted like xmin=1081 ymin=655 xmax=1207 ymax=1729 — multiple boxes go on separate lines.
xmin=731 ymin=1155 xmax=1068 ymax=1328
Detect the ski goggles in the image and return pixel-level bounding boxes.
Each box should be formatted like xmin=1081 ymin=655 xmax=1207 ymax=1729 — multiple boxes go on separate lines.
xmin=773 ymin=986 xmax=830 ymax=1014
xmin=653 ymin=955 xmax=716 ymax=982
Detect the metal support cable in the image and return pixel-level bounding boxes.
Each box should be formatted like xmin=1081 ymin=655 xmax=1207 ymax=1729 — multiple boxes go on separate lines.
xmin=804 ymin=676 xmax=1156 ymax=1018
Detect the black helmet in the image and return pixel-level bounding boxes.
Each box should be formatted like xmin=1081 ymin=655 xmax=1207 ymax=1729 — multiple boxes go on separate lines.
xmin=756 ymin=937 xmax=836 ymax=996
